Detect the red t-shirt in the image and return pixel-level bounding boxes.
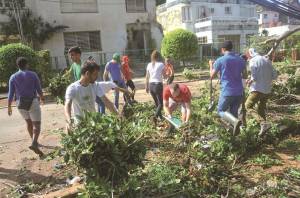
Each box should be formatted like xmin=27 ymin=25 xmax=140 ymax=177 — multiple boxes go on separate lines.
xmin=122 ymin=63 xmax=131 ymax=81
xmin=163 ymin=84 xmax=191 ymax=103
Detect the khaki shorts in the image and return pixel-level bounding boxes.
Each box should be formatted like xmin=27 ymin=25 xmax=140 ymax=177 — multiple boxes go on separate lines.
xmin=18 ymin=98 xmax=41 ymax=122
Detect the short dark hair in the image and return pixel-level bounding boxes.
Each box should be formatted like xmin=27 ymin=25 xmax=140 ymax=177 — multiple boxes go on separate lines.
xmin=81 ymin=60 xmax=100 ymax=75
xmin=222 ymin=40 xmax=233 ymax=51
xmin=16 ymin=57 xmax=28 ymax=70
xmin=68 ymin=46 xmax=81 ymax=54
xmin=169 ymin=83 xmax=179 ymax=91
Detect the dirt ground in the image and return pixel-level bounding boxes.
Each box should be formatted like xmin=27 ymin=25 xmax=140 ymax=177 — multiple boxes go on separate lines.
xmin=1 ymin=75 xmax=299 ymax=197
xmin=0 ymin=77 xmax=206 ymax=197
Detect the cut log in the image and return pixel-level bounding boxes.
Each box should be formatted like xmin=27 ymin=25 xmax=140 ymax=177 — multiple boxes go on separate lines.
xmin=43 ymin=184 xmax=84 ymax=198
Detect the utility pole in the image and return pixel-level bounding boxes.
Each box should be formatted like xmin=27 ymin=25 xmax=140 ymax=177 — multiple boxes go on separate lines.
xmin=9 ymin=0 xmax=25 ymax=43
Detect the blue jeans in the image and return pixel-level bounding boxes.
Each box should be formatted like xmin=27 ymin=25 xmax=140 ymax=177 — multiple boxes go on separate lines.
xmin=218 ymin=95 xmax=243 ymax=118
xmin=113 ymin=80 xmax=127 ymax=110
xmin=96 ymin=96 xmax=105 ymax=114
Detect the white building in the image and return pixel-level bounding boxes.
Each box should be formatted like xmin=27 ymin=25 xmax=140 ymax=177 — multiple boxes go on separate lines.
xmin=0 ymin=0 xmax=163 ymax=69
xmin=258 ymin=0 xmax=300 ymax=36
xmin=157 ymin=0 xmax=259 ymax=55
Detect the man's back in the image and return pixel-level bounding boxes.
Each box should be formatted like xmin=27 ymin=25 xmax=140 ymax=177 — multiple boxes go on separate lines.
xmin=106 ymin=61 xmax=122 ymax=82
xmin=214 ymin=52 xmax=245 ymax=96
xmin=249 ymin=55 xmax=277 ymax=94
xmin=9 ymin=70 xmax=41 ymax=101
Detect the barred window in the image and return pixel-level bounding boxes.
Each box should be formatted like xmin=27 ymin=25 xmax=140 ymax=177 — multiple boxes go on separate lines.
xmin=126 ymin=0 xmax=146 ymax=13
xmin=0 ymin=0 xmax=25 ymax=8
xmin=198 ymin=37 xmax=208 ymax=44
xmin=60 ymin=0 xmax=98 ymax=13
xmin=64 ymin=31 xmax=102 ymax=52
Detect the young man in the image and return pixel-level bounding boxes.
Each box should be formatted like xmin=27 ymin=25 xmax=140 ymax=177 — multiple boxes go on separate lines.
xmin=210 ymin=40 xmax=246 ymax=135
xmin=103 ymin=53 xmax=128 ymax=109
xmin=164 ymin=57 xmax=175 ymax=85
xmin=68 ymin=46 xmax=82 ymax=81
xmin=64 ymin=60 xmax=119 ymax=131
xmin=245 ymin=48 xmax=278 ymax=136
xmin=163 ymin=83 xmax=192 ymax=133
xmin=8 ymin=57 xmax=45 ymax=156
xmin=121 ymin=55 xmax=136 ymax=100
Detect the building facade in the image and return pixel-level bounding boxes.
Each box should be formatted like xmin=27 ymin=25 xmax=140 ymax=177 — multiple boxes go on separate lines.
xmin=157 ymin=0 xmax=259 ymax=55
xmin=0 ymin=0 xmax=163 ymax=69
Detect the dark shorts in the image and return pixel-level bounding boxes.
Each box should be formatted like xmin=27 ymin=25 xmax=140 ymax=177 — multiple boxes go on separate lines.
xmin=126 ymin=79 xmax=135 ymax=90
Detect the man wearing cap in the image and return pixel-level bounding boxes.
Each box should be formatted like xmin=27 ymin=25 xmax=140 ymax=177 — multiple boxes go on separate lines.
xmin=103 ymin=53 xmax=128 ymax=109
xmin=209 ymin=40 xmax=246 ymax=135
xmin=245 ymin=48 xmax=277 ymax=136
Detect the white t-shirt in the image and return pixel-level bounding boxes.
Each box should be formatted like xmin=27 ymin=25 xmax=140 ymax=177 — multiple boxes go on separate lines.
xmin=65 ymin=81 xmax=117 ymax=119
xmin=146 ymin=62 xmax=165 ymax=83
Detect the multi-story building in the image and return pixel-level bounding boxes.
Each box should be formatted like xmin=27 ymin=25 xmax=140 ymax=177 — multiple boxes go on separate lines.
xmin=258 ymin=0 xmax=300 ymax=36
xmin=0 ymin=0 xmax=163 ymax=68
xmin=157 ymin=0 xmax=259 ymax=55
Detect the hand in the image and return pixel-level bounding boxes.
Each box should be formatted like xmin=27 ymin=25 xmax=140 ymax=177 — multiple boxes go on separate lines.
xmin=66 ymin=120 xmax=73 ymax=134
xmin=209 ymin=60 xmax=215 ymax=67
xmin=40 ymin=96 xmax=45 ymax=105
xmin=246 ymin=79 xmax=253 ymax=87
xmin=8 ymin=106 xmax=12 ymax=116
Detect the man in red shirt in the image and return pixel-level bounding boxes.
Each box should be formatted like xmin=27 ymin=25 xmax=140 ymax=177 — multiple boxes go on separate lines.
xmin=163 ymin=83 xmax=192 ymax=132
xmin=121 ymin=55 xmax=135 ymax=100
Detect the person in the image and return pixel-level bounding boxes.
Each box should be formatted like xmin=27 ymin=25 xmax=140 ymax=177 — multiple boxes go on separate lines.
xmin=164 ymin=57 xmax=175 ymax=85
xmin=8 ymin=57 xmax=45 ymax=156
xmin=65 ymin=60 xmax=121 ymax=131
xmin=209 ymin=40 xmax=246 ymax=135
xmin=245 ymin=48 xmax=278 ymax=136
xmin=103 ymin=53 xmax=128 ymax=109
xmin=68 ymin=46 xmax=82 ymax=81
xmin=145 ymin=50 xmax=166 ymax=125
xmin=121 ymin=55 xmax=136 ymax=100
xmin=163 ymin=83 xmax=192 ymax=133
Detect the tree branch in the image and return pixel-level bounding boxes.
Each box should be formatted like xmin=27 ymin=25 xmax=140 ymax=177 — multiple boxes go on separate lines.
xmin=266 ymin=26 xmax=300 ymax=57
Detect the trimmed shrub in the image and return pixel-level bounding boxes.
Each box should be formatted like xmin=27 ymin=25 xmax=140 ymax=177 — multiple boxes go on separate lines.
xmin=161 ymin=29 xmax=198 ymax=64
xmin=0 ymin=43 xmax=38 ymax=85
xmin=0 ymin=43 xmax=52 ymax=88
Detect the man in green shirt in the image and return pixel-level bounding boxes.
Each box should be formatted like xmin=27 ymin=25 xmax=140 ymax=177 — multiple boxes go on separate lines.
xmin=68 ymin=46 xmax=82 ymax=81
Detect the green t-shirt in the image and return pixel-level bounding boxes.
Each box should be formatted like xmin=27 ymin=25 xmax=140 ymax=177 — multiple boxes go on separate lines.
xmin=70 ymin=62 xmax=81 ymax=81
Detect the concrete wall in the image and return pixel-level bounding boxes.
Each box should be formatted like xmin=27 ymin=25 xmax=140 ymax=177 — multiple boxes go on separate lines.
xmin=0 ymin=0 xmax=163 ymax=69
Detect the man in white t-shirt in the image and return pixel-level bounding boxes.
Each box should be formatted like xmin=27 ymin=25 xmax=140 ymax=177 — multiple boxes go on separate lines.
xmin=64 ymin=60 xmax=119 ymax=131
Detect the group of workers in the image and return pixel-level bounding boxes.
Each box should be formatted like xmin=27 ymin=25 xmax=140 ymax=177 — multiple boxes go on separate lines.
xmin=6 ymin=40 xmax=277 ymax=156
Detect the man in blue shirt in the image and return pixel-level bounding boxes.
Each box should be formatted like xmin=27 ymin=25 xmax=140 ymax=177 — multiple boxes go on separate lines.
xmin=103 ymin=53 xmax=128 ymax=109
xmin=209 ymin=41 xmax=246 ymax=135
xmin=8 ymin=57 xmax=45 ymax=156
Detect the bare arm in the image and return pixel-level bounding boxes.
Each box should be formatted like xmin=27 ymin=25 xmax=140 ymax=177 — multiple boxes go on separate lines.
xmin=184 ymin=102 xmax=191 ymax=122
xmin=163 ymin=100 xmax=172 ymax=118
xmin=64 ymin=99 xmax=72 ymax=123
xmin=209 ymin=60 xmax=218 ymax=79
xmin=145 ymin=70 xmax=150 ymax=93
xmin=100 ymin=95 xmax=118 ymax=115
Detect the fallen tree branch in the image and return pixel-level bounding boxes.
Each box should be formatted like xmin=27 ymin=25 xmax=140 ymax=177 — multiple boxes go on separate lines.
xmin=266 ymin=26 xmax=300 ymax=57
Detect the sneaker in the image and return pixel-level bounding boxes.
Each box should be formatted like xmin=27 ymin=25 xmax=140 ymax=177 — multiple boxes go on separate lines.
xmin=259 ymin=122 xmax=271 ymax=137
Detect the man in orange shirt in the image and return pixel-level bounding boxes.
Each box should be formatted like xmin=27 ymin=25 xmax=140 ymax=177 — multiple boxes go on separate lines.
xmin=164 ymin=57 xmax=175 ymax=85
xmin=121 ymin=56 xmax=135 ymax=100
xmin=163 ymin=83 xmax=192 ymax=133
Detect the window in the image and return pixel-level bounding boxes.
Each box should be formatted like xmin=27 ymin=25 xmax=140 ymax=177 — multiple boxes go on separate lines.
xmin=197 ymin=6 xmax=207 ymax=19
xmin=225 ymin=7 xmax=232 ymax=15
xmin=210 ymin=8 xmax=215 ymax=14
xmin=126 ymin=0 xmax=146 ymax=13
xmin=64 ymin=31 xmax=102 ymax=52
xmin=263 ymin=14 xmax=268 ymax=19
xmin=0 ymin=0 xmax=25 ymax=8
xmin=60 ymin=0 xmax=98 ymax=13
xmin=198 ymin=37 xmax=208 ymax=44
xmin=182 ymin=6 xmax=191 ymax=22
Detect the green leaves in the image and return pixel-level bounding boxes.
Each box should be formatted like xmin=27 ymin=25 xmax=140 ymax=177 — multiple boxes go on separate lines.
xmin=48 ymin=72 xmax=71 ymax=104
xmin=161 ymin=29 xmax=198 ymax=63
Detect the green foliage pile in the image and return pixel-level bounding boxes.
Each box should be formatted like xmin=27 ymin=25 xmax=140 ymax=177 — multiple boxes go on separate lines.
xmin=182 ymin=68 xmax=196 ymax=80
xmin=161 ymin=29 xmax=198 ymax=64
xmin=0 ymin=43 xmax=52 ymax=87
xmin=272 ymin=74 xmax=300 ymax=98
xmin=62 ymin=112 xmax=147 ymax=196
xmin=61 ymin=85 xmax=299 ymax=197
